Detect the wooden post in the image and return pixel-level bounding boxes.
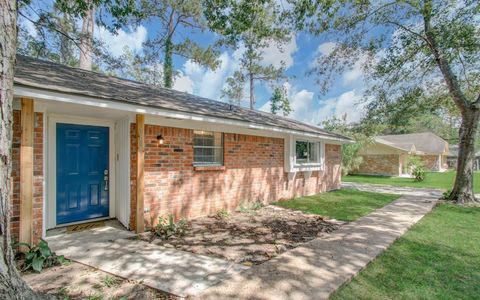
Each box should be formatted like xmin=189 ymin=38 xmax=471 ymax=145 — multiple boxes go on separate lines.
xmin=136 ymin=114 xmax=145 ymax=233
xmin=19 ymin=98 xmax=34 ymax=246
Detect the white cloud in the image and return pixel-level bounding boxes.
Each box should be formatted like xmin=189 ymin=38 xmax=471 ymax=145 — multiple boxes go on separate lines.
xmin=316 ymin=42 xmax=336 ymax=56
xmin=284 ymin=86 xmax=366 ymax=125
xmin=261 ymin=35 xmax=298 ymax=69
xmin=95 ymin=25 xmax=147 ymax=57
xmin=173 ymin=51 xmax=242 ymax=101
xmin=309 ymin=42 xmax=336 ymax=68
xmin=173 ymin=36 xmax=297 ymax=103
xmin=342 ymin=57 xmax=366 ymax=85
xmin=173 ymin=71 xmax=194 ymax=93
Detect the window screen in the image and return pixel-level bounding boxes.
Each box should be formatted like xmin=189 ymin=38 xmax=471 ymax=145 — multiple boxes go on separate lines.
xmin=193 ymin=131 xmax=223 ymax=165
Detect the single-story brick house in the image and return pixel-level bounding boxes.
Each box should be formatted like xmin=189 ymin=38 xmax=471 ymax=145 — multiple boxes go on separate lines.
xmin=10 ymin=55 xmax=352 ymax=244
xmin=355 ymin=132 xmax=449 ymax=176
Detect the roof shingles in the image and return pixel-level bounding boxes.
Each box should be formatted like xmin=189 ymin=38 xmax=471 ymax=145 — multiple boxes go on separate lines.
xmin=375 ymin=132 xmax=448 ymax=155
xmin=14 ymin=55 xmax=351 ymax=142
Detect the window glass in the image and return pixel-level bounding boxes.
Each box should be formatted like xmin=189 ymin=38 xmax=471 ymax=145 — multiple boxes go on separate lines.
xmin=193 ymin=131 xmax=223 ymax=165
xmin=296 ymin=140 xmax=320 ymax=164
xmin=296 ymin=141 xmax=309 ymax=163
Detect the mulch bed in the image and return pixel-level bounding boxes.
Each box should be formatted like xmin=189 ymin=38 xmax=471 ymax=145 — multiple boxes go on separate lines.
xmin=142 ymin=205 xmax=343 ymax=265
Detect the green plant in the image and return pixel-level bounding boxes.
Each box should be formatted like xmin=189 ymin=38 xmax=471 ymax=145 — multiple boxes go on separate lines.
xmin=153 ymin=215 xmax=188 ymax=239
xmin=408 ymin=156 xmax=426 ymax=182
xmin=237 ymin=200 xmax=264 ymax=214
xmin=442 ymin=189 xmax=452 ymax=200
xmin=57 ymin=287 xmax=70 ymax=300
xmin=102 ymin=275 xmax=121 ymax=288
xmin=16 ymin=239 xmax=69 ymax=272
xmin=216 ymin=208 xmax=230 ymax=219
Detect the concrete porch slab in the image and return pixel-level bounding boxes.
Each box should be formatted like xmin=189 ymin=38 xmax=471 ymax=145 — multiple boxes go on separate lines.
xmin=46 ymin=224 xmax=248 ymax=298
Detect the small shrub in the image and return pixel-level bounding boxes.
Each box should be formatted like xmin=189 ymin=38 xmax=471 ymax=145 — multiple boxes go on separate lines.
xmin=16 ymin=239 xmax=69 ymax=273
xmin=153 ymin=215 xmax=188 ymax=239
xmin=216 ymin=209 xmax=230 ymax=219
xmin=408 ymin=156 xmax=426 ymax=182
xmin=442 ymin=189 xmax=452 ymax=200
xmin=412 ymin=166 xmax=426 ymax=181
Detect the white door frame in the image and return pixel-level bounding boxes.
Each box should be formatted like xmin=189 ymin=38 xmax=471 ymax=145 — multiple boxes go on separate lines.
xmin=114 ymin=117 xmax=131 ymax=229
xmin=46 ymin=114 xmax=116 ymax=229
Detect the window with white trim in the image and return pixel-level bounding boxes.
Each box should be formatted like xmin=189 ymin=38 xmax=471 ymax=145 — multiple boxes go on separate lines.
xmin=295 ymin=140 xmax=321 ymax=165
xmin=193 ymin=130 xmax=223 ymax=166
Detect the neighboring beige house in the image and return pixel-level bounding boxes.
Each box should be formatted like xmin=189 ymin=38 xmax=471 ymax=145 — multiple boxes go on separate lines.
xmin=355 ymin=132 xmax=449 ymax=176
xmin=447 ymin=145 xmax=480 ymax=170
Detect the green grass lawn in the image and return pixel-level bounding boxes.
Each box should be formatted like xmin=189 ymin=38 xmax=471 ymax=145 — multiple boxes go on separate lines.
xmin=343 ymin=171 xmax=480 ymax=193
xmin=273 ymin=189 xmax=400 ymax=221
xmin=330 ymin=204 xmax=480 ymax=299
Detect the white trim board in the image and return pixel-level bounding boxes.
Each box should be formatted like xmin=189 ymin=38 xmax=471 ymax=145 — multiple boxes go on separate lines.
xmin=15 ymin=86 xmax=352 ymax=144
xmin=46 ymin=114 xmax=117 ymax=229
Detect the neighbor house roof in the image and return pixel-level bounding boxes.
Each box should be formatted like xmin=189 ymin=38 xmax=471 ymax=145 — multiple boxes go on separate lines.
xmin=374 ymin=132 xmax=448 ymax=155
xmin=448 ymin=145 xmax=480 ymax=157
xmin=13 ymin=55 xmax=352 ymax=143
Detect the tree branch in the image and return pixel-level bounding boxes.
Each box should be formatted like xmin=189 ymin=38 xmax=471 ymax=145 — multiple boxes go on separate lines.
xmin=422 ymin=0 xmax=469 ymax=114
xmin=18 ymin=10 xmax=82 ymax=51
xmin=385 ymin=20 xmax=430 ymax=45
xmin=475 ymin=93 xmax=480 ymax=109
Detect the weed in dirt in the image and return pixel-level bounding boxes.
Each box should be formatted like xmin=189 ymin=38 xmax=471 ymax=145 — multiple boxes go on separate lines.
xmin=153 ymin=215 xmax=188 ymax=240
xmin=57 ymin=287 xmax=70 ymax=300
xmin=86 ymin=294 xmax=103 ymax=300
xmin=216 ymin=209 xmax=230 ymax=219
xmin=102 ymin=275 xmax=121 ymax=288
xmin=237 ymin=201 xmax=264 ymax=214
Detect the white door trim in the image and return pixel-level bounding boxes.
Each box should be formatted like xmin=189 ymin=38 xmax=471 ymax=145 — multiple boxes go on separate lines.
xmin=46 ymin=114 xmax=116 ymax=229
xmin=114 ymin=117 xmax=131 ymax=228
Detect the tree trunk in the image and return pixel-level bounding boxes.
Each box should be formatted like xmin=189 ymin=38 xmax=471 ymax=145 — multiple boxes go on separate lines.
xmin=0 ymin=1 xmax=50 ymax=299
xmin=249 ymin=72 xmax=254 ymax=109
xmin=449 ymin=109 xmax=480 ymax=204
xmin=422 ymin=4 xmax=479 ymax=205
xmin=79 ymin=4 xmax=95 ymax=70
xmin=163 ymin=34 xmax=173 ymax=88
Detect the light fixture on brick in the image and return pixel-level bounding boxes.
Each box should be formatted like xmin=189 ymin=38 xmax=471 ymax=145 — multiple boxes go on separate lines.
xmin=157 ymin=134 xmax=164 ymax=146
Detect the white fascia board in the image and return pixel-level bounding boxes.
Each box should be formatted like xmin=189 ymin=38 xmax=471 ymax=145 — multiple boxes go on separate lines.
xmin=14 ymin=85 xmax=353 ymax=144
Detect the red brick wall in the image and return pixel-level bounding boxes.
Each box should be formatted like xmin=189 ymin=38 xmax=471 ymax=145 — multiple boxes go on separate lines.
xmin=130 ymin=124 xmax=341 ymax=230
xmin=11 ymin=110 xmax=44 ymax=244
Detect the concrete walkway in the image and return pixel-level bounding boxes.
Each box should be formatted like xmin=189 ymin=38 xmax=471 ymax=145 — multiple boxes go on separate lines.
xmin=197 ymin=185 xmax=440 ymax=300
xmin=342 ymin=181 xmax=444 ymax=197
xmin=46 ymin=224 xmax=248 ymax=298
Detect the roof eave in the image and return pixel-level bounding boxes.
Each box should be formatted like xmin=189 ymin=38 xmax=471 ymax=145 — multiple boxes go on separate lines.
xmin=14 ymin=84 xmax=354 ymax=144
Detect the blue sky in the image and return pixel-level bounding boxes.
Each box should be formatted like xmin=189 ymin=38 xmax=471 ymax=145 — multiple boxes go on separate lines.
xmin=156 ymin=26 xmax=368 ymax=126
xmin=20 ymin=3 xmax=369 ymax=127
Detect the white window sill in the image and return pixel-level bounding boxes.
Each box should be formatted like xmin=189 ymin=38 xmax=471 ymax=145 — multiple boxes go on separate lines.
xmin=291 ymin=163 xmax=324 ymax=172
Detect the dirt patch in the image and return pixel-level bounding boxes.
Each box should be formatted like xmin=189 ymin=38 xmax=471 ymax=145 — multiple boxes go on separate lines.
xmin=143 ymin=205 xmax=342 ymax=265
xmin=23 ymin=262 xmax=179 ymax=299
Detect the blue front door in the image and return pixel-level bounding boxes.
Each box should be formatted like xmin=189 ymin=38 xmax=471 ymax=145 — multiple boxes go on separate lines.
xmin=56 ymin=123 xmax=110 ymax=225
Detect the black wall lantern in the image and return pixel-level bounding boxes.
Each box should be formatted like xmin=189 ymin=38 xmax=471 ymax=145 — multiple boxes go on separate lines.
xmin=157 ymin=134 xmax=164 ymax=146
